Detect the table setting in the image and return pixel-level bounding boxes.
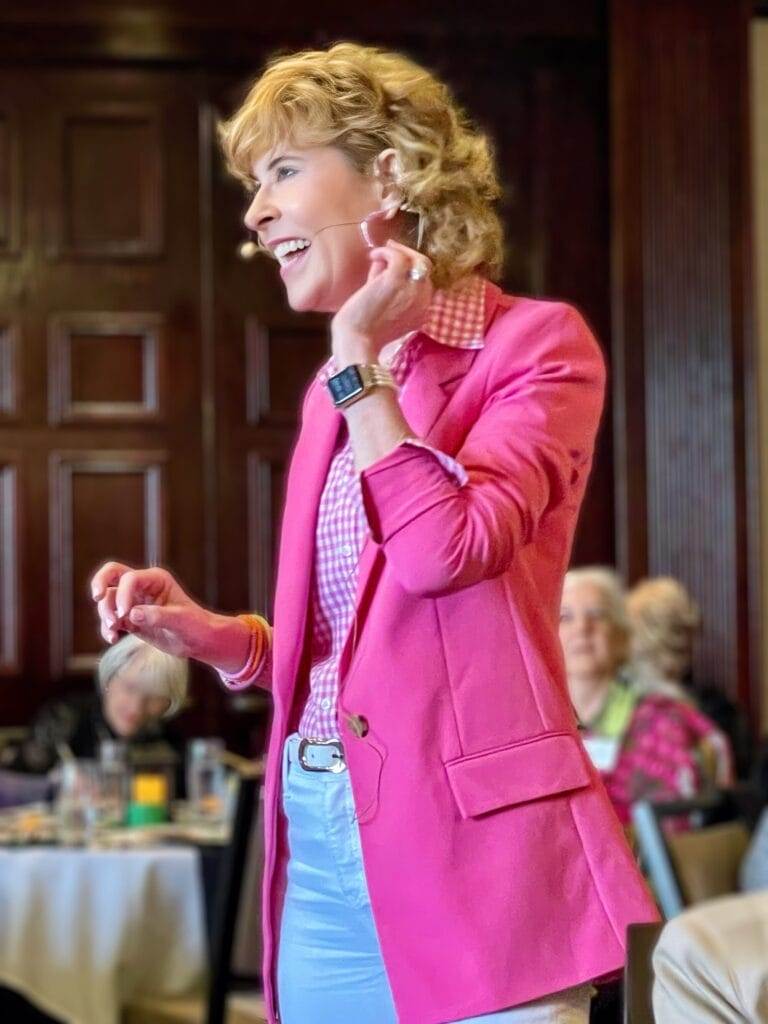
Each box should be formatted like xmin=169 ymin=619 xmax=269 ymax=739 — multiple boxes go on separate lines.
xmin=0 ymin=737 xmax=246 ymax=1024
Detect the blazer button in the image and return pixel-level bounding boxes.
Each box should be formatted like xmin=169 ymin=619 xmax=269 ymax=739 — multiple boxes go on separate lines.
xmin=346 ymin=714 xmax=369 ymax=738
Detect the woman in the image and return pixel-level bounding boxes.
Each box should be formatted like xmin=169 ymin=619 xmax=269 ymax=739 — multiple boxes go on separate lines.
xmin=561 ymin=567 xmax=732 ymax=826
xmin=628 ymin=575 xmax=746 ymax=777
xmin=4 ymin=634 xmax=188 ymax=775
xmin=91 ymin=43 xmax=656 ymax=1024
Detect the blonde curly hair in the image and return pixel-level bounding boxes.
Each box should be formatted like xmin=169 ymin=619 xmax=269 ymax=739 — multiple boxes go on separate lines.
xmin=627 ymin=577 xmax=701 ymax=686
xmin=218 ymin=42 xmax=504 ymax=289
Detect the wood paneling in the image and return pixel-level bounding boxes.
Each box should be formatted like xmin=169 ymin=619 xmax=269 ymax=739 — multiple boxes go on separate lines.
xmin=49 ymin=451 xmax=167 ymax=676
xmin=0 ymin=66 xmax=206 ymax=724
xmin=611 ymin=0 xmax=758 ymax=713
xmin=246 ymin=318 xmax=328 ymax=427
xmin=54 ymin=103 xmax=163 ymax=259
xmin=247 ymin=452 xmax=286 ymax=618
xmin=48 ymin=312 xmax=162 ymax=425
xmin=0 ymin=321 xmax=18 ymax=417
xmin=0 ymin=106 xmax=20 ymax=256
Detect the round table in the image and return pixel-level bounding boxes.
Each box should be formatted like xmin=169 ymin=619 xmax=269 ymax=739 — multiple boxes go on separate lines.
xmin=0 ymin=844 xmax=207 ymax=1024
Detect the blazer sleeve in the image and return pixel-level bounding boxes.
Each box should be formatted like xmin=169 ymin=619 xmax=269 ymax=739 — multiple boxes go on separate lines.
xmin=358 ymin=302 xmax=606 ymax=596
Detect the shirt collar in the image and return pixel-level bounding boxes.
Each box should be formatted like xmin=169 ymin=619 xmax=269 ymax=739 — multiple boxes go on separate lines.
xmin=420 ymin=273 xmax=487 ymax=350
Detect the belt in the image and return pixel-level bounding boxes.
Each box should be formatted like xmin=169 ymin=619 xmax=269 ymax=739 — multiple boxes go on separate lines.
xmin=297 ymin=737 xmax=346 ymax=773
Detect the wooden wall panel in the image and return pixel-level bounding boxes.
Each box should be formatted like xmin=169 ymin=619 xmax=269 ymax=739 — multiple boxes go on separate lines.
xmin=0 ymin=106 xmax=20 ymax=256
xmin=0 ymin=66 xmax=206 ymax=726
xmin=54 ymin=103 xmax=163 ymax=258
xmin=49 ymin=452 xmax=167 ymax=676
xmin=246 ymin=317 xmax=328 ymax=427
xmin=48 ymin=312 xmax=162 ymax=425
xmin=611 ymin=0 xmax=758 ymax=711
xmin=0 ymin=321 xmax=18 ymax=417
xmin=247 ymin=452 xmax=286 ymax=619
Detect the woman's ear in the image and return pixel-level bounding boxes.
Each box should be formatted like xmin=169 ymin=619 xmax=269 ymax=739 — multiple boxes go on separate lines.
xmin=372 ymin=148 xmax=405 ymax=220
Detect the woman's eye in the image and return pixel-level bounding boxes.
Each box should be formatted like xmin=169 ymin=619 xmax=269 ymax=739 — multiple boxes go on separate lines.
xmin=276 ymin=165 xmax=297 ymax=181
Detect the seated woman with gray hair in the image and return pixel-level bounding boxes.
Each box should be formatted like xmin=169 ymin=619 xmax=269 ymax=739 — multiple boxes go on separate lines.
xmin=560 ymin=567 xmax=732 ymax=826
xmin=2 ymin=634 xmax=188 ymax=776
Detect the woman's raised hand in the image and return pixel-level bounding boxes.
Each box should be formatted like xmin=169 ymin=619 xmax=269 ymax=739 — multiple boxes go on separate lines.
xmin=331 ymin=237 xmax=434 ymax=362
xmin=90 ymin=562 xmax=251 ymax=672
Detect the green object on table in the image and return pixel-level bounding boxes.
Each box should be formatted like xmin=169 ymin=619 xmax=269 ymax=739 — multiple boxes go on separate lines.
xmin=125 ymin=803 xmax=167 ymax=826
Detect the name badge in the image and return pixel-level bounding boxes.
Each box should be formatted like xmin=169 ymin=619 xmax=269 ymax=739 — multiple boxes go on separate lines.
xmin=583 ymin=736 xmax=621 ymax=773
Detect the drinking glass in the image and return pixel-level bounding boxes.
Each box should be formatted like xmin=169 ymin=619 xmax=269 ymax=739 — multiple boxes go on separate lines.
xmin=98 ymin=739 xmax=128 ymax=828
xmin=186 ymin=738 xmax=226 ymax=822
xmin=55 ymin=759 xmax=101 ymax=846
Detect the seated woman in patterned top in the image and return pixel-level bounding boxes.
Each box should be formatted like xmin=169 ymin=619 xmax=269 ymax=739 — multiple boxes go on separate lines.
xmin=561 ymin=566 xmax=732 ymax=825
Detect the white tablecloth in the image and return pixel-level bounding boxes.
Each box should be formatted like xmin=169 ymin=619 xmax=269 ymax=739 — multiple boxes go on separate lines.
xmin=0 ymin=846 xmax=207 ymax=1024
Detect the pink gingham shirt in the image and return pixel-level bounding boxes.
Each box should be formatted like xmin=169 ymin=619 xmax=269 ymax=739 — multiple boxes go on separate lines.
xmin=221 ymin=275 xmax=488 ymax=739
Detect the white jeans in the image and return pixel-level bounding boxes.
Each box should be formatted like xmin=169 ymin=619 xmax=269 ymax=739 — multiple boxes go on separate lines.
xmin=277 ymin=735 xmax=592 ymax=1024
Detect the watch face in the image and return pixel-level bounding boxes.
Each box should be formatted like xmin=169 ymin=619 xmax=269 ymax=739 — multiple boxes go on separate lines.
xmin=328 ymin=365 xmax=365 ymax=405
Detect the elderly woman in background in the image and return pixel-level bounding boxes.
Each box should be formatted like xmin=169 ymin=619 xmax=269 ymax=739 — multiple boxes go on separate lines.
xmin=3 ymin=634 xmax=188 ymax=775
xmin=561 ymin=567 xmax=732 ymax=826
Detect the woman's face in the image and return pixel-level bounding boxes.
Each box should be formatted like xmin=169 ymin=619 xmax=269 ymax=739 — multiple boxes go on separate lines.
xmin=102 ymin=668 xmax=170 ymax=739
xmin=559 ymin=582 xmax=624 ymax=684
xmin=244 ymin=143 xmax=391 ymax=314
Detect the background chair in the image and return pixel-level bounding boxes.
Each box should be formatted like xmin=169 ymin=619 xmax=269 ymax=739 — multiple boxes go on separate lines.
xmin=124 ymin=764 xmax=266 ymax=1024
xmin=623 ymin=922 xmax=664 ymax=1024
xmin=631 ymin=789 xmax=752 ymax=920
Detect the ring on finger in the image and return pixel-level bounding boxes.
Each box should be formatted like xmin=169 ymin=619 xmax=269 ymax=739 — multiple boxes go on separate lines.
xmin=408 ymin=261 xmax=429 ymax=282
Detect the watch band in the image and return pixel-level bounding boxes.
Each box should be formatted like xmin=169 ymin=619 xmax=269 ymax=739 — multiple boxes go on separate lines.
xmin=326 ymin=363 xmax=398 ymax=409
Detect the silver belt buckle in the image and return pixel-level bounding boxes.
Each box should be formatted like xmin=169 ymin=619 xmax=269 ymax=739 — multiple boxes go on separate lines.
xmin=297 ymin=738 xmax=346 ymax=773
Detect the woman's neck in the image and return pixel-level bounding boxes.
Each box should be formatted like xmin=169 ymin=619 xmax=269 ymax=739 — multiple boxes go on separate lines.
xmin=569 ymin=674 xmax=615 ymax=725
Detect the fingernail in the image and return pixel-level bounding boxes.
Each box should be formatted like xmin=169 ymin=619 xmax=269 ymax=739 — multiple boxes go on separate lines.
xmin=130 ymin=608 xmax=144 ymax=623
xmin=116 ymin=605 xmax=125 ymax=619
xmin=105 ymin=614 xmax=115 ymax=628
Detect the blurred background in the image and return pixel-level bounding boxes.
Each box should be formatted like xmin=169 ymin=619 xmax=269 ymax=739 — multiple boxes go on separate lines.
xmin=0 ymin=0 xmax=764 ymax=757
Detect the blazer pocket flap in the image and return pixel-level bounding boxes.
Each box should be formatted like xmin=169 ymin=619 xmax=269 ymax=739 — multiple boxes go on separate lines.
xmin=444 ymin=731 xmax=590 ymax=819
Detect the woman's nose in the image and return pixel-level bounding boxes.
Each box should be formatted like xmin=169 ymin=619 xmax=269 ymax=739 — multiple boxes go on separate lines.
xmin=244 ymin=191 xmax=277 ymax=235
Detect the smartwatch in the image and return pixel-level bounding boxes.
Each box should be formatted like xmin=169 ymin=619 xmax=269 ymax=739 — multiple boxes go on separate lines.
xmin=326 ymin=363 xmax=397 ymax=409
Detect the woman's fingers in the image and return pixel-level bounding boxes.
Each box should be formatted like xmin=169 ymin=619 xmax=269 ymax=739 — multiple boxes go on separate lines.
xmin=90 ymin=561 xmax=132 ymax=602
xmin=97 ymin=587 xmax=119 ymax=628
xmin=385 ymin=239 xmax=433 ymax=275
xmin=366 ymin=244 xmax=411 ymax=287
xmin=126 ymin=604 xmax=199 ymax=659
xmin=114 ymin=567 xmax=170 ymax=620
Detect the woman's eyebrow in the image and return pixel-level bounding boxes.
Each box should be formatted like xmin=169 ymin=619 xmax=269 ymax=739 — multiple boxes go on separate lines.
xmin=266 ymin=153 xmax=303 ymax=172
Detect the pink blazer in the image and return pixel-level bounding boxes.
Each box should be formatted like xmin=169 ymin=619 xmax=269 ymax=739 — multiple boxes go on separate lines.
xmin=258 ymin=282 xmax=658 ymax=1024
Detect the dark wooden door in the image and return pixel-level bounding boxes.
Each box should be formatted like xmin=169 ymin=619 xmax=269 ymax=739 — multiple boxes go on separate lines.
xmin=0 ymin=67 xmax=206 ymax=722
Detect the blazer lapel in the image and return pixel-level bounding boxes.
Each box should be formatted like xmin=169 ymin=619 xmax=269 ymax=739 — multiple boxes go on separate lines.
xmin=272 ymin=380 xmax=341 ymax=700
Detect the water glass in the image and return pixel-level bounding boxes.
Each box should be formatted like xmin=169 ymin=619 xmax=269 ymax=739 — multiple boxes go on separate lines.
xmin=98 ymin=740 xmax=128 ymax=828
xmin=55 ymin=759 xmax=101 ymax=846
xmin=186 ymin=738 xmax=226 ymax=822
